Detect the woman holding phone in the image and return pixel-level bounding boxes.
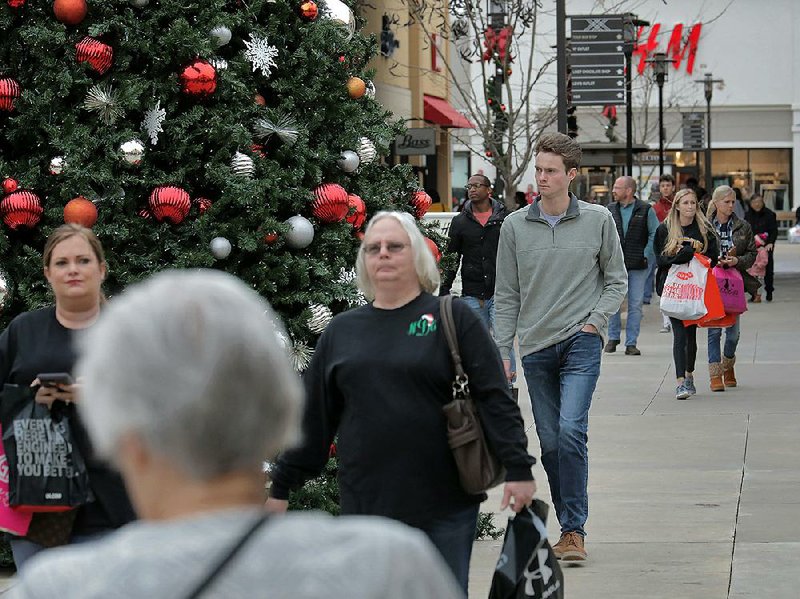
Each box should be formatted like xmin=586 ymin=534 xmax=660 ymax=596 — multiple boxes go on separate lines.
xmin=0 ymin=224 xmax=134 ymax=570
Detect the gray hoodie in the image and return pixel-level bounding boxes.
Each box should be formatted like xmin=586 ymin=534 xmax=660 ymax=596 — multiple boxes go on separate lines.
xmin=494 ymin=194 xmax=628 ymax=358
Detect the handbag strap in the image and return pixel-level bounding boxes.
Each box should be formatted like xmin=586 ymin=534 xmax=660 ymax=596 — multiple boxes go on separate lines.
xmin=184 ymin=514 xmax=269 ymax=599
xmin=439 ymin=296 xmax=469 ymax=399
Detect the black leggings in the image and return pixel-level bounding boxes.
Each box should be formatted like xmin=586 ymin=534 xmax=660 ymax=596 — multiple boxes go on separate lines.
xmin=670 ymin=318 xmax=697 ymax=379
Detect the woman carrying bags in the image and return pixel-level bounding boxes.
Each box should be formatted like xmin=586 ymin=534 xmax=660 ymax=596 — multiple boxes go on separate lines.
xmin=705 ymin=186 xmax=757 ymax=391
xmin=654 ymin=189 xmax=719 ymax=400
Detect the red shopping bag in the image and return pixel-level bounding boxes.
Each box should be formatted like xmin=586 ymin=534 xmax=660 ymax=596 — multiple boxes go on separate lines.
xmin=683 ymin=259 xmax=725 ymax=327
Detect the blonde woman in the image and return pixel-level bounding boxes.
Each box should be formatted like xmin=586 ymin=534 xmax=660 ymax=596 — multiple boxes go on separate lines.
xmin=653 ymin=189 xmax=719 ymax=400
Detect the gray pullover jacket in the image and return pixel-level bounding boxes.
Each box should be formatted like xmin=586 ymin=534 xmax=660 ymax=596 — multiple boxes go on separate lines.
xmin=494 ymin=194 xmax=628 ymax=358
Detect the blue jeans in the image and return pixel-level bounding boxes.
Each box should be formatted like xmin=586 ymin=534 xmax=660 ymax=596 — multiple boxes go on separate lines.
xmin=461 ymin=296 xmax=517 ymax=382
xmin=521 ymin=331 xmax=601 ymax=536
xmin=608 ymin=268 xmax=648 ymax=347
xmin=643 ymin=259 xmax=656 ymax=302
xmin=417 ymin=503 xmax=479 ymax=596
xmin=707 ymin=316 xmax=741 ymax=362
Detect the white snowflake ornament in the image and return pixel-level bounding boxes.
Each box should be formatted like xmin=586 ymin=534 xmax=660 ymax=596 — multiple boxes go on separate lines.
xmin=243 ymin=34 xmax=279 ymax=78
xmin=143 ymin=101 xmax=166 ymax=145
xmin=307 ymin=303 xmax=333 ymax=335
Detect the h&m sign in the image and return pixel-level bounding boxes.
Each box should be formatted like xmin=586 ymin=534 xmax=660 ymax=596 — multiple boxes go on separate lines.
xmin=394 ymin=128 xmax=436 ymax=156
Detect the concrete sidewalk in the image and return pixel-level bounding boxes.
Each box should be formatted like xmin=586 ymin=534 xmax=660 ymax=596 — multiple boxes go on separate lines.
xmin=470 ymin=241 xmax=800 ymax=598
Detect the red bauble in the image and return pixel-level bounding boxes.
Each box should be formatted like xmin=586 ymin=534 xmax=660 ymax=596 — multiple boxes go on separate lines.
xmin=179 ymin=59 xmax=217 ymax=96
xmin=148 ymin=186 xmax=191 ymax=224
xmin=0 ymin=190 xmax=43 ymax=229
xmin=264 ymin=232 xmax=279 ymax=245
xmin=299 ymin=0 xmax=318 ymax=19
xmin=2 ymin=178 xmax=19 ymax=194
xmin=411 ymin=190 xmax=433 ymax=219
xmin=76 ymin=37 xmax=113 ymax=75
xmin=311 ymin=183 xmax=349 ymax=223
xmin=424 ymin=237 xmax=441 ymax=263
xmin=345 ymin=193 xmax=366 ymax=229
xmin=63 ymin=196 xmax=98 ymax=227
xmin=254 ymin=93 xmax=266 ymax=106
xmin=195 ymin=197 xmax=212 ymax=215
xmin=53 ymin=0 xmax=88 ymax=25
xmin=8 ymin=0 xmax=27 ymax=8
xmin=0 ymin=78 xmax=21 ymax=112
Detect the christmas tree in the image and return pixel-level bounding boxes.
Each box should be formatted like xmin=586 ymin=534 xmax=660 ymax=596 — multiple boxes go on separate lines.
xmin=0 ymin=0 xmax=437 ymax=357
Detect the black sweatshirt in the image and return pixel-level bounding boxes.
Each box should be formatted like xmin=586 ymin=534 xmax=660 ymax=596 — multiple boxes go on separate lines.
xmin=0 ymin=308 xmax=136 ymax=536
xmin=653 ymin=221 xmax=719 ymax=296
xmin=270 ymin=293 xmax=535 ymax=527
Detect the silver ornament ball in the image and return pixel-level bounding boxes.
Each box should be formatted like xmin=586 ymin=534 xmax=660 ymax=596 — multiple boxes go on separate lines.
xmin=49 ymin=156 xmax=67 ymax=175
xmin=119 ymin=139 xmax=145 ymax=165
xmin=231 ymin=151 xmax=255 ymax=178
xmin=210 ymin=236 xmax=232 ymax=259
xmin=210 ymin=25 xmax=233 ymax=47
xmin=284 ymin=215 xmax=315 ymax=249
xmin=337 ymin=150 xmax=360 ymax=173
xmin=209 ymin=57 xmax=228 ymax=71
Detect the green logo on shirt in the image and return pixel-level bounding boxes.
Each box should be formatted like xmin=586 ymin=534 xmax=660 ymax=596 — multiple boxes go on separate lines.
xmin=408 ymin=313 xmax=437 ymax=336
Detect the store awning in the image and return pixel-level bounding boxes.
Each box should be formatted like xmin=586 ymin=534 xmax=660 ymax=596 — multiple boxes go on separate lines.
xmin=423 ymin=95 xmax=475 ymax=129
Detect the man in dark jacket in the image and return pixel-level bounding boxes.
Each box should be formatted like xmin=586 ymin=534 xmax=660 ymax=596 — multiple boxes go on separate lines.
xmin=440 ymin=174 xmax=515 ymax=383
xmin=745 ymin=194 xmax=779 ymax=301
xmin=606 ymin=176 xmax=659 ymax=355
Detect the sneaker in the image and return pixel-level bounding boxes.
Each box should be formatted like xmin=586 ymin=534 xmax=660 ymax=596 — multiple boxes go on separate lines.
xmin=659 ymin=325 xmax=671 ymax=333
xmin=553 ymin=532 xmax=587 ymax=562
xmin=676 ymin=382 xmax=692 ymax=400
xmin=625 ymin=346 xmax=641 ymax=356
xmin=684 ymin=377 xmax=696 ymax=396
xmin=604 ymin=340 xmax=619 ymax=353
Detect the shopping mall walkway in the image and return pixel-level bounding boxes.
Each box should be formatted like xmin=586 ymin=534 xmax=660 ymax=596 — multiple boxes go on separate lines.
xmin=470 ymin=241 xmax=800 ymax=598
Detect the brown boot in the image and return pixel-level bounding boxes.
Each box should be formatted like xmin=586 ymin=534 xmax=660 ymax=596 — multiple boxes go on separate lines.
xmin=552 ymin=531 xmax=587 ymax=562
xmin=722 ymin=356 xmax=737 ymax=387
xmin=709 ymin=363 xmax=725 ymax=392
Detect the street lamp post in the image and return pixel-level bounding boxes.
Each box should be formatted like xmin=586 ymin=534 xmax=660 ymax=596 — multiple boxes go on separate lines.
xmin=623 ymin=14 xmax=649 ymax=176
xmin=647 ymin=52 xmax=669 ymax=176
xmin=695 ymin=72 xmax=725 ymax=194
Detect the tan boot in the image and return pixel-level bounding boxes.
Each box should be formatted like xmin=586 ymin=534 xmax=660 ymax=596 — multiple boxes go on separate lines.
xmin=709 ymin=363 xmax=725 ymax=392
xmin=722 ymin=356 xmax=737 ymax=387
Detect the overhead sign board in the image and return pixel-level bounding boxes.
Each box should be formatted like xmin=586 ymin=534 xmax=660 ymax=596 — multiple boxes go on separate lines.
xmin=394 ymin=128 xmax=436 ymax=156
xmin=682 ymin=113 xmax=705 ymax=150
xmin=569 ymin=14 xmax=626 ymax=106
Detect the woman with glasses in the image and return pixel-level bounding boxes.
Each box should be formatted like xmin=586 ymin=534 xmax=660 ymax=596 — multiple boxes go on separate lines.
xmin=267 ymin=211 xmax=536 ymax=595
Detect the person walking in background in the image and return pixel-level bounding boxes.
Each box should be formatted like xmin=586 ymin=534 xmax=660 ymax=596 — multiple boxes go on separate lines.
xmin=745 ymin=194 xmax=779 ymax=302
xmin=647 ymin=174 xmax=676 ymax=335
xmin=440 ymin=174 xmax=517 ymax=393
xmin=605 ymin=176 xmax=660 ymax=356
xmin=495 ymin=133 xmax=627 ymax=562
xmin=268 ymin=211 xmax=536 ymax=593
xmin=705 ymin=186 xmax=757 ymax=392
xmin=10 ymin=270 xmax=463 ymax=599
xmin=654 ymin=189 xmax=719 ymax=400
xmin=0 ymin=225 xmax=135 ymax=571
xmin=525 ymin=183 xmax=538 ymax=204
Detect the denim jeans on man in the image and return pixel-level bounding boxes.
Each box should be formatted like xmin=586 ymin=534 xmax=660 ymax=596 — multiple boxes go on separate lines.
xmin=417 ymin=503 xmax=479 ymax=596
xmin=521 ymin=331 xmax=601 ymax=536
xmin=707 ymin=316 xmax=741 ymax=362
xmin=461 ymin=296 xmax=517 ymax=381
xmin=608 ymin=268 xmax=648 ymax=347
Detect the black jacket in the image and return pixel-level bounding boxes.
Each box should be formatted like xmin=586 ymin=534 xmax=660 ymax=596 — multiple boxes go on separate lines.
xmin=609 ymin=199 xmax=652 ymax=270
xmin=653 ymin=221 xmax=719 ymax=296
xmin=745 ymin=206 xmax=778 ymax=245
xmin=440 ymin=199 xmax=509 ymax=298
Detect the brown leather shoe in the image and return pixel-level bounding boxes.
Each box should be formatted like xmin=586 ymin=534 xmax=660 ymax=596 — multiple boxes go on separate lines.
xmin=709 ymin=362 xmax=725 ymax=392
xmin=552 ymin=531 xmax=587 ymax=562
xmin=722 ymin=356 xmax=737 ymax=387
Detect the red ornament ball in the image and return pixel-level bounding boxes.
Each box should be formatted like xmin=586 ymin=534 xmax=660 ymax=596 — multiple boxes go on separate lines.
xmin=76 ymin=37 xmax=113 ymax=75
xmin=264 ymin=231 xmax=279 ymax=245
xmin=0 ymin=78 xmax=21 ymax=112
xmin=300 ymin=0 xmax=318 ymax=19
xmin=254 ymin=93 xmax=266 ymax=106
xmin=411 ymin=190 xmax=433 ymax=219
xmin=53 ymin=0 xmax=88 ymax=25
xmin=2 ymin=178 xmax=19 ymax=194
xmin=148 ymin=186 xmax=191 ymax=224
xmin=195 ymin=197 xmax=212 ymax=215
xmin=311 ymin=183 xmax=349 ymax=223
xmin=63 ymin=196 xmax=98 ymax=228
xmin=345 ymin=193 xmax=366 ymax=230
xmin=7 ymin=0 xmax=27 ymax=8
xmin=179 ymin=59 xmax=217 ymax=96
xmin=1 ymin=190 xmax=43 ymax=230
xmin=424 ymin=237 xmax=441 ymax=263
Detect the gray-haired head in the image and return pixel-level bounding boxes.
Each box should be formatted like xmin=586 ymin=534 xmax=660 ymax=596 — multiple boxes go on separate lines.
xmin=355 ymin=211 xmax=440 ymax=300
xmin=76 ymin=269 xmax=304 ymax=480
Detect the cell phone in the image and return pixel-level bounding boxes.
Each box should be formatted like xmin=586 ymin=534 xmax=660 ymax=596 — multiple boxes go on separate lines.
xmin=36 ymin=372 xmax=74 ymax=387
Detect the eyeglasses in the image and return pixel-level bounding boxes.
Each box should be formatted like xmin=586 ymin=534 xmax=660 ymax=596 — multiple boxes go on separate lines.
xmin=465 ymin=183 xmax=489 ymax=190
xmin=362 ymin=242 xmax=409 ymax=256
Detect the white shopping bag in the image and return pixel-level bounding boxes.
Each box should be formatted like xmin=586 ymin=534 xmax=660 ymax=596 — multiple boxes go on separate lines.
xmin=659 ymin=255 xmax=709 ymax=320
xmin=788 ymin=225 xmax=800 ymax=244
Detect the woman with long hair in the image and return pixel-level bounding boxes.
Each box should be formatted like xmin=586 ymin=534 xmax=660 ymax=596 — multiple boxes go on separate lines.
xmin=653 ymin=189 xmax=719 ymax=400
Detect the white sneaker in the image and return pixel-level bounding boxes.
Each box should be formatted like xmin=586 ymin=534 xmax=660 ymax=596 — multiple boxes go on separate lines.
xmin=659 ymin=324 xmax=671 ymax=333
